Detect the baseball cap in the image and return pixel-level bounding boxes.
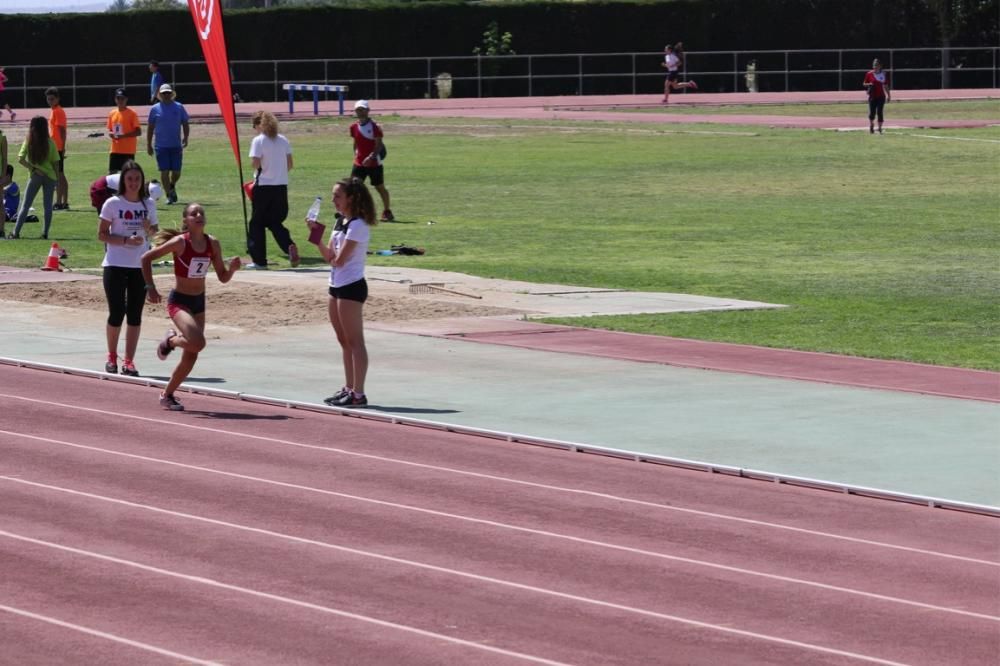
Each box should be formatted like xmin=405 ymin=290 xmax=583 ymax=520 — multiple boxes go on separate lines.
xmin=114 ymin=88 xmax=127 ymax=98
xmin=354 ymin=99 xmax=369 ymax=110
xmin=158 ymin=83 xmax=174 ymax=94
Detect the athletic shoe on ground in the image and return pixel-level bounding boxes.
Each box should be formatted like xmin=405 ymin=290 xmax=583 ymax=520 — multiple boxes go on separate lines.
xmin=244 ymin=262 xmax=268 ymax=270
xmin=159 ymin=393 xmax=184 ymax=411
xmin=157 ymin=328 xmax=176 ymax=361
xmin=323 ymin=388 xmax=350 ymax=405
xmin=120 ymin=360 xmax=139 ymax=377
xmin=870 ymin=126 xmax=875 ymax=134
xmin=689 ymin=80 xmax=698 ymax=90
xmin=380 ymin=209 xmax=395 ymax=222
xmin=104 ymin=360 xmax=117 ymax=374
xmin=335 ymin=391 xmax=368 ymax=408
xmin=288 ymin=244 xmax=300 ymax=268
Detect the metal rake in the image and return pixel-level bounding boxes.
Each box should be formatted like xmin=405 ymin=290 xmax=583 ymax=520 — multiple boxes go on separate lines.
xmin=408 ymin=282 xmax=482 ymax=299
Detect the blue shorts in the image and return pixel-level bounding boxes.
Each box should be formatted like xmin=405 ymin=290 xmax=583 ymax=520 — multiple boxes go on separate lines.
xmin=155 ymin=146 xmax=184 ymax=172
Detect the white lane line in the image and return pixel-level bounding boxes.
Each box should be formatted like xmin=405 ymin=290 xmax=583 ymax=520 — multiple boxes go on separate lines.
xmin=0 ymin=397 xmax=994 ymax=568
xmin=2 ymin=466 xmax=996 ymax=622
xmin=905 ymin=133 xmax=1000 ymax=143
xmin=0 ymin=531 xmax=571 ymax=666
xmin=0 ymin=529 xmax=914 ymax=666
xmin=0 ymin=603 xmax=221 ymax=665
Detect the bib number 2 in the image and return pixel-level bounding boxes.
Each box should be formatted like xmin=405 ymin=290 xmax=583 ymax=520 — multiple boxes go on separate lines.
xmin=187 ymin=257 xmax=211 ymax=278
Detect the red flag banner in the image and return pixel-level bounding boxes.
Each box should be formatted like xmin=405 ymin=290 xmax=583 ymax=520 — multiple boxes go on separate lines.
xmin=188 ymin=0 xmax=241 ymax=166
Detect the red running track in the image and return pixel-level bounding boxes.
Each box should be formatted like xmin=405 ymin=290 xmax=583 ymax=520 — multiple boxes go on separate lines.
xmin=1 ymin=364 xmax=998 ymax=665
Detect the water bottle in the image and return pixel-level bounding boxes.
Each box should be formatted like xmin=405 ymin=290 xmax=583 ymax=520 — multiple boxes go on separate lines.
xmin=306 ymin=196 xmax=325 ymax=245
xmin=306 ymin=196 xmax=322 ymax=222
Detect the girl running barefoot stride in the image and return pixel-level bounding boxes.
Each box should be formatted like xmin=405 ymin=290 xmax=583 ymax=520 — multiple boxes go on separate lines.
xmin=141 ymin=202 xmax=241 ymax=411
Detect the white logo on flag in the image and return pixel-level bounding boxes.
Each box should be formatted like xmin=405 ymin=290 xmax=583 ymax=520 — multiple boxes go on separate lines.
xmin=192 ymin=0 xmax=215 ymax=41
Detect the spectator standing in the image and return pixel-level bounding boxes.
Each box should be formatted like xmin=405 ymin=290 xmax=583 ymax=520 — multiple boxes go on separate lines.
xmin=0 ymin=67 xmax=15 ymax=122
xmin=863 ymin=58 xmax=891 ymax=134
xmin=97 ymin=160 xmax=158 ymax=377
xmin=308 ymin=177 xmax=377 ymax=408
xmin=45 ymin=87 xmax=69 ymax=210
xmin=660 ymin=43 xmax=698 ymax=103
xmin=149 ymin=60 xmax=164 ymax=105
xmin=141 ymin=203 xmax=241 ymax=411
xmin=107 ymin=88 xmax=141 ymax=174
xmin=147 ymin=83 xmax=189 ymax=205
xmin=10 ymin=116 xmax=58 ymax=239
xmin=246 ymin=110 xmax=298 ymax=269
xmin=349 ymin=100 xmax=393 ymax=221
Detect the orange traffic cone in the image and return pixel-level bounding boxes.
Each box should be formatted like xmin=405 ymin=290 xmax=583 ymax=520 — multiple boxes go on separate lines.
xmin=41 ymin=242 xmax=63 ymax=272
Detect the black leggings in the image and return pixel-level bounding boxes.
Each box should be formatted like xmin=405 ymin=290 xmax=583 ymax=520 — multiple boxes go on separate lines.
xmin=103 ymin=266 xmax=145 ymax=327
xmin=868 ymin=97 xmax=886 ymax=123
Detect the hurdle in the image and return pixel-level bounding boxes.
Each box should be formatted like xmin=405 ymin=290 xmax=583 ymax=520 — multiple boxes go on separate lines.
xmin=282 ymin=83 xmax=349 ymax=116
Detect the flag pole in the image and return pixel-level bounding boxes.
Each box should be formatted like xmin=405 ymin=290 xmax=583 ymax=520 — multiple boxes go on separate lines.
xmin=187 ymin=0 xmax=250 ymax=252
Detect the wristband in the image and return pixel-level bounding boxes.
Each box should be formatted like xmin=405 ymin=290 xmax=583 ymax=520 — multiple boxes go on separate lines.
xmin=144 ymin=284 xmax=156 ymax=291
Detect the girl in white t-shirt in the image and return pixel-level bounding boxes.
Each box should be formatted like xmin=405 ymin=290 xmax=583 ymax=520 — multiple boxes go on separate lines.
xmin=97 ymin=159 xmax=158 ymax=376
xmin=307 ymin=176 xmax=377 ymax=408
xmin=660 ymin=43 xmax=698 ymax=103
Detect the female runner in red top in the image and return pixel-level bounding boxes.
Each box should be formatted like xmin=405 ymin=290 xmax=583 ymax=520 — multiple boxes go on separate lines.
xmin=862 ymin=58 xmax=891 ymax=134
xmin=141 ymin=202 xmax=241 ymax=410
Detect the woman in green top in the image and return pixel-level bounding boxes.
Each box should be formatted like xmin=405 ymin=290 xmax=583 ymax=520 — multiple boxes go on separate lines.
xmin=11 ymin=116 xmax=58 ymax=239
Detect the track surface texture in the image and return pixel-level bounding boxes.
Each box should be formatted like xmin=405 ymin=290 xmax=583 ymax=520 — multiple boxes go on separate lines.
xmin=2 ymin=365 xmax=998 ymax=665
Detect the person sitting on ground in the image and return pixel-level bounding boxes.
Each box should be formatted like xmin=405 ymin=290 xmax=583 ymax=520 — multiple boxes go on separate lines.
xmin=3 ymin=164 xmax=19 ymax=223
xmin=91 ymin=172 xmax=163 ymax=212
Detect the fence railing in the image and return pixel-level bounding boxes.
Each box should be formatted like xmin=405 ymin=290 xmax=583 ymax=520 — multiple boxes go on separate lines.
xmin=8 ymin=47 xmax=997 ymax=110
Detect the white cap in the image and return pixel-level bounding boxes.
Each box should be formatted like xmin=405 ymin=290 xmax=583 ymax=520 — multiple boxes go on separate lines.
xmin=158 ymin=83 xmax=174 ymax=94
xmin=105 ymin=173 xmax=120 ymax=191
xmin=354 ymin=99 xmax=369 ymax=110
xmin=148 ymin=181 xmax=164 ymax=200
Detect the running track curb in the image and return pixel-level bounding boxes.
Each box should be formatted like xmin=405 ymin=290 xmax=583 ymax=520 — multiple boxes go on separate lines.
xmin=5 ymin=357 xmax=996 ymax=518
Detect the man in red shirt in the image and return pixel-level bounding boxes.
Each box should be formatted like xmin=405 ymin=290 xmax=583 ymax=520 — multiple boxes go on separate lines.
xmin=349 ymin=100 xmax=393 ymax=221
xmin=863 ymin=58 xmax=891 ymax=135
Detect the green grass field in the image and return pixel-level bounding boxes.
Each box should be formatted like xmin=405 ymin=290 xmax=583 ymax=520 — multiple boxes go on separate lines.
xmin=1 ymin=108 xmax=997 ymax=370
